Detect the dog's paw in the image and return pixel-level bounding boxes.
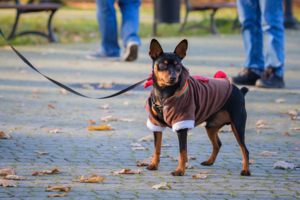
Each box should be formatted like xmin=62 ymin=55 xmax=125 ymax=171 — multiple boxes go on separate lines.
xmin=240 ymin=170 xmax=251 ymax=176
xmin=146 ymin=163 xmax=158 ymax=170
xmin=201 ymin=161 xmax=213 ymax=166
xmin=170 ymin=170 xmax=185 ymax=176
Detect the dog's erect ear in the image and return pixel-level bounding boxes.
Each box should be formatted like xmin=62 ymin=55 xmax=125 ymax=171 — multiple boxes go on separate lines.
xmin=149 ymin=39 xmax=163 ymax=59
xmin=174 ymin=39 xmax=188 ymax=60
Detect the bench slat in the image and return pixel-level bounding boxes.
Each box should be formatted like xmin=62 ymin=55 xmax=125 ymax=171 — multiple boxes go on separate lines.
xmin=0 ymin=3 xmax=61 ymax=10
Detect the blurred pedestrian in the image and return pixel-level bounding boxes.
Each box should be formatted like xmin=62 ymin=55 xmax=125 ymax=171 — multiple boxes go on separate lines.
xmin=87 ymin=0 xmax=141 ymax=61
xmin=232 ymin=0 xmax=285 ymax=88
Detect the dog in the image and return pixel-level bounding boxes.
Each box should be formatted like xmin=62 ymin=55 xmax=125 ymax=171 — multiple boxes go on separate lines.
xmin=144 ymin=39 xmax=251 ymax=176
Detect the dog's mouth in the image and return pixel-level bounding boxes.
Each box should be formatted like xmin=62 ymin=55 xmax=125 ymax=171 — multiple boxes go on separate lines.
xmin=161 ymin=78 xmax=177 ymax=85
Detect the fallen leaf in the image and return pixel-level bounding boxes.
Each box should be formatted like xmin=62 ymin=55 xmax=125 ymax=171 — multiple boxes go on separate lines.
xmin=135 ymin=157 xmax=153 ymax=166
xmin=73 ymin=174 xmax=106 ymax=183
xmin=0 ymin=168 xmax=15 ymax=176
xmin=168 ymin=156 xmax=196 ymax=161
xmin=162 ymin=144 xmax=173 ymax=147
xmin=3 ymin=175 xmax=27 ymax=180
xmin=131 ymin=147 xmax=149 ymax=151
xmin=192 ymin=174 xmax=207 ymax=179
xmin=219 ymin=126 xmax=232 ymax=132
xmin=275 ymin=98 xmax=285 ymax=103
xmin=273 ymin=160 xmax=295 ymax=169
xmin=0 ymin=131 xmax=12 ymax=139
xmin=198 ymin=122 xmax=207 ymax=127
xmin=188 ymin=156 xmax=197 ymax=160
xmin=259 ymin=151 xmax=277 ymax=157
xmin=197 ymin=170 xmax=210 ymax=174
xmin=136 ymin=135 xmax=153 ymax=142
xmin=97 ymin=83 xmax=113 ymax=89
xmin=101 ymin=115 xmax=116 ymax=122
xmin=60 ymin=89 xmax=69 ymax=94
xmin=123 ymin=101 xmax=129 ymax=105
xmin=46 ymin=185 xmax=71 ymax=192
xmin=152 ymin=182 xmax=171 ymax=189
xmin=0 ymin=179 xmax=17 ymax=187
xmin=45 ymin=129 xmax=59 ymax=134
xmin=89 ymin=119 xmax=96 ymax=124
xmin=283 ymin=132 xmax=290 ymax=136
xmin=295 ymin=147 xmax=299 ymax=151
xmin=86 ymin=124 xmax=112 ymax=131
xmin=256 ymin=130 xmax=262 ymax=134
xmin=118 ymin=118 xmax=135 ymax=122
xmin=48 ymin=104 xmax=55 ymax=109
xmin=289 ymin=127 xmax=300 ymax=130
xmin=240 ymin=160 xmax=256 ymax=165
xmin=130 ymin=143 xmax=143 ymax=147
xmin=294 ymin=142 xmax=300 ymax=144
xmin=113 ymin=169 xmax=141 ymax=174
xmin=281 ymin=109 xmax=298 ymax=116
xmin=34 ymin=150 xmax=49 ymax=155
xmin=256 ymin=119 xmax=267 ymax=126
xmin=99 ymin=104 xmax=110 ymax=109
xmin=32 ymin=168 xmax=62 ymax=176
xmin=186 ymin=164 xmax=194 ymax=169
xmin=290 ymin=116 xmax=300 ymax=120
xmin=32 ymin=88 xmax=41 ymax=93
xmin=256 ymin=124 xmax=271 ymax=129
xmin=113 ymin=146 xmax=117 ymax=149
xmin=82 ymin=84 xmax=95 ymax=90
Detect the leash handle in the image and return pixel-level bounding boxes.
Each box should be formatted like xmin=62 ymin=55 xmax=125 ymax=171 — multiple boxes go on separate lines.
xmin=0 ymin=29 xmax=149 ymax=99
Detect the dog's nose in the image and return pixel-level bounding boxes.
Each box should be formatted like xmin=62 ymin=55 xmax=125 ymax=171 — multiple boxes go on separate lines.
xmin=170 ymin=75 xmax=177 ymax=81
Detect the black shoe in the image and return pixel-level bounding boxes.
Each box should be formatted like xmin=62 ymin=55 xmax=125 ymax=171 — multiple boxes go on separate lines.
xmin=123 ymin=41 xmax=139 ymax=61
xmin=232 ymin=68 xmax=260 ymax=85
xmin=255 ymin=67 xmax=285 ymax=88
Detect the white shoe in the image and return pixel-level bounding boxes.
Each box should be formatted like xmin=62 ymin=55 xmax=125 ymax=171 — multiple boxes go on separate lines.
xmin=123 ymin=41 xmax=139 ymax=61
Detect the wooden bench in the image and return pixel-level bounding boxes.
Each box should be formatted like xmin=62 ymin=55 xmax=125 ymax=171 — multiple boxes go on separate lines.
xmin=0 ymin=0 xmax=61 ymax=42
xmin=180 ymin=0 xmax=237 ymax=34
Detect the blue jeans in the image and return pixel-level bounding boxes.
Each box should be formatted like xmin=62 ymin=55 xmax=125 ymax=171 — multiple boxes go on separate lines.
xmin=237 ymin=0 xmax=285 ymax=77
xmin=96 ymin=0 xmax=141 ymax=57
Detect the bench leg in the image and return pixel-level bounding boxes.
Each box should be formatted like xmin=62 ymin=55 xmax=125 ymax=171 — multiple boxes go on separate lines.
xmin=179 ymin=9 xmax=189 ymax=33
xmin=7 ymin=10 xmax=21 ymax=40
xmin=210 ymin=9 xmax=218 ymax=34
xmin=48 ymin=9 xmax=58 ymax=43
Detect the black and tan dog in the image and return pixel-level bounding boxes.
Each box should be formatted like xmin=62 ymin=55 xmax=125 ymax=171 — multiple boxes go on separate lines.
xmin=145 ymin=39 xmax=251 ymax=176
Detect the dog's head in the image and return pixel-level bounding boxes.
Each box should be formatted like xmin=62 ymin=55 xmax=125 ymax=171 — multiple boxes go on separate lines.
xmin=149 ymin=39 xmax=188 ymax=87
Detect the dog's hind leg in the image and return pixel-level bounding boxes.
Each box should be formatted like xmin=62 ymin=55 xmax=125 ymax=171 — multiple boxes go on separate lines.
xmin=147 ymin=131 xmax=162 ymax=170
xmin=201 ymin=126 xmax=222 ymax=166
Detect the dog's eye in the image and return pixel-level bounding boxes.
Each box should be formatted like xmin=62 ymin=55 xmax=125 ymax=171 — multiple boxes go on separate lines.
xmin=159 ymin=64 xmax=166 ymax=68
xmin=175 ymin=65 xmax=181 ymax=69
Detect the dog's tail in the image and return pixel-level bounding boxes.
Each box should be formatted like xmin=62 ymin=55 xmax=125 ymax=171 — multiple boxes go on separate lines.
xmin=240 ymin=87 xmax=249 ymax=96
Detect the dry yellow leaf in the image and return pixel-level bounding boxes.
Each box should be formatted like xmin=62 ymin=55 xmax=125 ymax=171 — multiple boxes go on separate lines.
xmin=0 ymin=131 xmax=12 ymax=139
xmin=135 ymin=157 xmax=153 ymax=166
xmin=259 ymin=151 xmax=277 ymax=156
xmin=290 ymin=116 xmax=300 ymax=120
xmin=32 ymin=88 xmax=41 ymax=93
xmin=256 ymin=119 xmax=267 ymax=126
xmin=123 ymin=101 xmax=129 ymax=105
xmin=256 ymin=130 xmax=262 ymax=134
xmin=71 ymin=175 xmax=106 ymax=183
xmin=281 ymin=109 xmax=298 ymax=116
xmin=82 ymin=84 xmax=95 ymax=90
xmin=283 ymin=132 xmax=290 ymax=136
xmin=0 ymin=168 xmax=15 ymax=176
xmin=197 ymin=170 xmax=210 ymax=174
xmin=192 ymin=174 xmax=207 ymax=179
xmin=89 ymin=119 xmax=96 ymax=124
xmin=256 ymin=124 xmax=271 ymax=129
xmin=59 ymin=89 xmax=69 ymax=94
xmin=136 ymin=135 xmax=153 ymax=142
xmin=289 ymin=127 xmax=300 ymax=131
xmin=295 ymin=147 xmax=299 ymax=151
xmin=113 ymin=169 xmax=141 ymax=174
xmin=151 ymin=182 xmax=171 ymax=189
xmin=48 ymin=104 xmax=55 ymax=109
xmin=45 ymin=129 xmax=59 ymax=134
xmin=186 ymin=164 xmax=194 ymax=169
xmin=46 ymin=185 xmax=71 ymax=192
xmin=0 ymin=179 xmax=17 ymax=187
xmin=34 ymin=150 xmax=49 ymax=155
xmin=32 ymin=168 xmax=62 ymax=176
xmin=3 ymin=175 xmax=27 ymax=180
xmin=86 ymin=124 xmax=111 ymax=131
xmin=99 ymin=104 xmax=110 ymax=109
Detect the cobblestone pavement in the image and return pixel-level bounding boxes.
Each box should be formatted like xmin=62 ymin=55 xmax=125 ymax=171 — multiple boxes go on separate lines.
xmin=1 ymin=32 xmax=300 ymax=200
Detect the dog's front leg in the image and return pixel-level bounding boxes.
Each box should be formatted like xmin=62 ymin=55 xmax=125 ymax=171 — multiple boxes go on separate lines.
xmin=171 ymin=128 xmax=188 ymax=176
xmin=147 ymin=131 xmax=162 ymax=170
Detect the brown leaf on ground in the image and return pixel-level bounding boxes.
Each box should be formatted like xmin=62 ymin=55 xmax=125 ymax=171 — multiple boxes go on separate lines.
xmin=152 ymin=182 xmax=171 ymax=189
xmin=48 ymin=189 xmax=70 ymax=197
xmin=197 ymin=170 xmax=210 ymax=174
xmin=32 ymin=168 xmax=62 ymax=176
xmin=113 ymin=169 xmax=141 ymax=174
xmin=290 ymin=116 xmax=300 ymax=120
xmin=82 ymin=84 xmax=95 ymax=90
xmin=289 ymin=127 xmax=300 ymax=130
xmin=59 ymin=89 xmax=69 ymax=94
xmin=0 ymin=168 xmax=15 ymax=176
xmin=283 ymin=132 xmax=290 ymax=136
xmin=240 ymin=160 xmax=256 ymax=165
xmin=45 ymin=129 xmax=59 ymax=134
xmin=188 ymin=156 xmax=197 ymax=160
xmin=0 ymin=131 xmax=12 ymax=139
xmin=34 ymin=150 xmax=49 ymax=155
xmin=46 ymin=185 xmax=71 ymax=192
xmin=0 ymin=179 xmax=17 ymax=187
xmin=131 ymin=147 xmax=149 ymax=151
xmin=275 ymin=98 xmax=285 ymax=103
xmin=73 ymin=175 xmax=106 ymax=183
xmin=123 ymin=101 xmax=129 ymax=105
xmin=280 ymin=109 xmax=298 ymax=116
xmin=3 ymin=175 xmax=27 ymax=180
xmin=258 ymin=151 xmax=277 ymax=156
xmin=99 ymin=104 xmax=110 ymax=109
xmin=136 ymin=135 xmax=153 ymax=142
xmin=256 ymin=124 xmax=271 ymax=129
xmin=118 ymin=118 xmax=135 ymax=122
xmin=135 ymin=157 xmax=153 ymax=166
xmin=162 ymin=144 xmax=173 ymax=147
xmin=89 ymin=119 xmax=96 ymax=124
xmin=219 ymin=126 xmax=232 ymax=132
xmin=295 ymin=147 xmax=299 ymax=151
xmin=101 ymin=115 xmax=116 ymax=122
xmin=130 ymin=143 xmax=142 ymax=147
xmin=186 ymin=164 xmax=194 ymax=169
xmin=97 ymin=83 xmax=113 ymax=89
xmin=192 ymin=174 xmax=207 ymax=179
xmin=48 ymin=104 xmax=55 ymax=109
xmin=86 ymin=124 xmax=112 ymax=131
xmin=32 ymin=88 xmax=41 ymax=93
xmin=256 ymin=130 xmax=262 ymax=134
xmin=256 ymin=119 xmax=267 ymax=126
xmin=273 ymin=160 xmax=295 ymax=169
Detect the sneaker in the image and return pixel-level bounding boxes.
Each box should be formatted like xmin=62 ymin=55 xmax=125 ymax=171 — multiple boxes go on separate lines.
xmin=255 ymin=67 xmax=285 ymax=88
xmin=123 ymin=41 xmax=139 ymax=61
xmin=232 ymin=68 xmax=261 ymax=85
xmin=86 ymin=52 xmax=121 ymax=61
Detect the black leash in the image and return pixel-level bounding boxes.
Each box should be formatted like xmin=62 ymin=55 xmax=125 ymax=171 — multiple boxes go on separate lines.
xmin=0 ymin=29 xmax=149 ymax=99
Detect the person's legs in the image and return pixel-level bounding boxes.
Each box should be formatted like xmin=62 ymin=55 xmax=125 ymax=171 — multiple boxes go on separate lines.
xmin=118 ymin=0 xmax=141 ymax=61
xmin=232 ymin=0 xmax=264 ymax=85
xmin=96 ymin=0 xmax=120 ymax=57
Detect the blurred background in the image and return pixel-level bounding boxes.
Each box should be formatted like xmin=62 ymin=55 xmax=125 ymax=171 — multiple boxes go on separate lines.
xmin=0 ymin=0 xmax=299 ymax=46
